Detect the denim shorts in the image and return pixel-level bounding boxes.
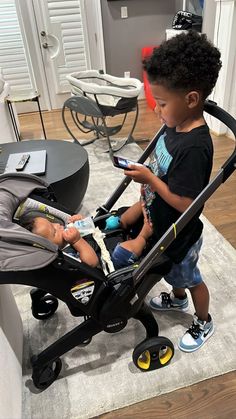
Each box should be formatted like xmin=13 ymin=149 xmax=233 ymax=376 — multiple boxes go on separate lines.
xmin=164 ymin=236 xmax=203 ymax=289
xmin=111 ymin=243 xmax=139 ymax=269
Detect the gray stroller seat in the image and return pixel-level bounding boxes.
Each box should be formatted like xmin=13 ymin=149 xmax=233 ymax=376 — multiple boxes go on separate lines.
xmin=0 ymin=173 xmax=58 ymax=272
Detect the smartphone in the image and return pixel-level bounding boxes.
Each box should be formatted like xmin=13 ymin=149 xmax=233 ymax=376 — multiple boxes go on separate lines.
xmin=113 ymin=156 xmax=143 ymax=170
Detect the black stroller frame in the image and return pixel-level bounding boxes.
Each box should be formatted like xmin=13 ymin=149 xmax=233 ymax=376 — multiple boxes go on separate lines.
xmin=0 ymin=101 xmax=236 ymax=391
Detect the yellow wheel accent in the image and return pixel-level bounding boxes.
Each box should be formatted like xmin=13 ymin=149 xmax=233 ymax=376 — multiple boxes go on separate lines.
xmin=133 ymin=336 xmax=174 ymax=371
xmin=159 ymin=346 xmax=173 ymax=365
xmin=137 ymin=350 xmax=151 ymax=370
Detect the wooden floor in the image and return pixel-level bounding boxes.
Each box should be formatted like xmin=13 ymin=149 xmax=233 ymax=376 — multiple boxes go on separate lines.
xmin=19 ymin=100 xmax=236 ymax=418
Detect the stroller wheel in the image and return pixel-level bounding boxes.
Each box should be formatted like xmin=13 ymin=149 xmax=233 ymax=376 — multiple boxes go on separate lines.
xmin=132 ymin=336 xmax=174 ymax=372
xmin=30 ymin=289 xmax=58 ymax=320
xmin=32 ymin=357 xmax=62 ymax=390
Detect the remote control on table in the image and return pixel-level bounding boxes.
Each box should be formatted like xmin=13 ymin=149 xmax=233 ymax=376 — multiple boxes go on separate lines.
xmin=15 ymin=154 xmax=30 ymax=171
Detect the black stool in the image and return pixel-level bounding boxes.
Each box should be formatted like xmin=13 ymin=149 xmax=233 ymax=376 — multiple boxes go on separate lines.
xmin=5 ymin=92 xmax=47 ymax=141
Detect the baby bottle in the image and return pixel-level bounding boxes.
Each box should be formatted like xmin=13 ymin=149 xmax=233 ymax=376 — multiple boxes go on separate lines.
xmin=67 ymin=216 xmax=95 ymax=237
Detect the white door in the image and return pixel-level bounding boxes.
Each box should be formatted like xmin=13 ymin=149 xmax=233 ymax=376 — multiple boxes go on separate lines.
xmin=17 ymin=0 xmax=106 ymax=110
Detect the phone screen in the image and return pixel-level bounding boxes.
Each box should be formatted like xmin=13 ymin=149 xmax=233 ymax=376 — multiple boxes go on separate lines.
xmin=113 ymin=156 xmax=139 ymax=169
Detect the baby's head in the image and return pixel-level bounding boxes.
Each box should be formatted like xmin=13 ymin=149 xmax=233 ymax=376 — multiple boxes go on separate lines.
xmin=20 ymin=211 xmax=66 ymax=247
xmin=30 ymin=217 xmax=66 ymax=247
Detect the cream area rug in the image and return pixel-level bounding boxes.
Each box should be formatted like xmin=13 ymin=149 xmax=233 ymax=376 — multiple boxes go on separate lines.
xmin=14 ymin=141 xmax=236 ymax=419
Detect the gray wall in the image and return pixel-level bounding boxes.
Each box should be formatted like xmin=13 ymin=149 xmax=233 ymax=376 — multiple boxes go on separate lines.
xmin=202 ymin=0 xmax=217 ymax=42
xmin=101 ymin=0 xmax=182 ymax=79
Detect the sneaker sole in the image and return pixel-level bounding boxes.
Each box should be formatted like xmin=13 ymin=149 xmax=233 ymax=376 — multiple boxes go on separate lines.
xmin=178 ymin=325 xmax=215 ymax=353
xmin=149 ymin=302 xmax=189 ymax=312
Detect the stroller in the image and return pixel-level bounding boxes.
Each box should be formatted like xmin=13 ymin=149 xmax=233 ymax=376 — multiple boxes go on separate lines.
xmin=63 ymin=70 xmax=142 ymax=154
xmin=0 ymin=101 xmax=235 ymax=391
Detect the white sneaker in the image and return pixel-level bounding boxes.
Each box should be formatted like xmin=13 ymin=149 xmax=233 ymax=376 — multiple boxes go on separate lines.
xmin=149 ymin=291 xmax=189 ymax=312
xmin=179 ymin=314 xmax=214 ymax=352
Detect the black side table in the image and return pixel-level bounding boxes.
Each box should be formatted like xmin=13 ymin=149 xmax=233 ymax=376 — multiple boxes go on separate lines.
xmin=5 ymin=92 xmax=47 ymax=141
xmin=0 ymin=140 xmax=89 ymax=212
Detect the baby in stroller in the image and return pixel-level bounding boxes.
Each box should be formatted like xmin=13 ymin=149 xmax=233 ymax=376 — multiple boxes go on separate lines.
xmin=19 ymin=203 xmax=153 ymax=270
xmin=20 ymin=211 xmax=99 ymax=268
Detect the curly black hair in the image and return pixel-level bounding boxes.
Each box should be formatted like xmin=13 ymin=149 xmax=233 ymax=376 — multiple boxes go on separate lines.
xmin=143 ymin=30 xmax=222 ymax=100
xmin=19 ymin=210 xmax=65 ymax=232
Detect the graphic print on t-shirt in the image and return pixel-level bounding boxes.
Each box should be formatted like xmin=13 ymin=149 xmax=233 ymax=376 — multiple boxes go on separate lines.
xmin=150 ymin=133 xmax=173 ymax=177
xmin=143 ymin=132 xmax=173 ymax=213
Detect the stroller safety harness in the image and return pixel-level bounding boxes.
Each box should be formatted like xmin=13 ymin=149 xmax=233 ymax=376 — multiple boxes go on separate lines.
xmin=63 ymin=70 xmax=143 ymax=155
xmin=0 ymin=101 xmax=236 ymax=391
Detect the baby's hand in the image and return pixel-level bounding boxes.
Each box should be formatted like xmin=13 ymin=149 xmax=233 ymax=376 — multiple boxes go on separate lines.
xmin=68 ymin=214 xmax=84 ymax=223
xmin=63 ymin=227 xmax=81 ymax=245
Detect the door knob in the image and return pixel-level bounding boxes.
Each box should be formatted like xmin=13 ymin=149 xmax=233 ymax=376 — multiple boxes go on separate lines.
xmin=42 ymin=42 xmax=52 ymax=49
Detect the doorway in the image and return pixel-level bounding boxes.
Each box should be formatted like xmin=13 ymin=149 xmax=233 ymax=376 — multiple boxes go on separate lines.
xmin=17 ymin=0 xmax=106 ymax=111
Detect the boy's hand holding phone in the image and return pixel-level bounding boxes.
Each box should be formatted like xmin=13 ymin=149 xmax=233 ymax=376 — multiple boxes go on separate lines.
xmin=124 ymin=164 xmax=153 ymax=184
xmin=113 ymin=155 xmax=153 ymax=184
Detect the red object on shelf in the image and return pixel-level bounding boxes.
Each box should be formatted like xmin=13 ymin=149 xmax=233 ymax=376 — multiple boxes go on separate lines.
xmin=142 ymin=46 xmax=158 ymax=111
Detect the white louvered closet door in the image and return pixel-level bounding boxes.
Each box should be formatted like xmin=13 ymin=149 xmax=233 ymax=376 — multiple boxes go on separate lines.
xmin=33 ymin=0 xmax=91 ymax=109
xmin=0 ymin=0 xmax=36 ymax=93
xmin=1 ymin=0 xmax=105 ymax=110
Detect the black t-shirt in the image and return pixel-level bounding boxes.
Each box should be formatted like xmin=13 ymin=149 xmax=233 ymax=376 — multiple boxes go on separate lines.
xmin=143 ymin=125 xmax=213 ymax=263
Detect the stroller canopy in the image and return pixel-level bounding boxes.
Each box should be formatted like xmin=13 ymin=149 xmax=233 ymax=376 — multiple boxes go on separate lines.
xmin=0 ymin=173 xmax=58 ymax=271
